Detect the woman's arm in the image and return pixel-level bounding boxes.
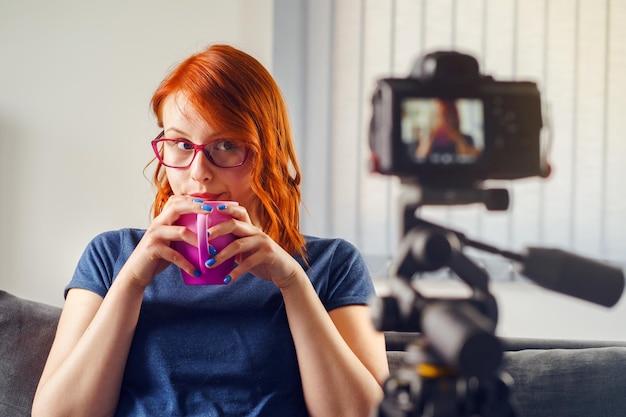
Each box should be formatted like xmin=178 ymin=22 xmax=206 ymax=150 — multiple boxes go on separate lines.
xmin=280 ymin=274 xmax=388 ymax=417
xmin=32 ymin=196 xmax=206 ymax=417
xmin=32 ymin=281 xmax=144 ymax=417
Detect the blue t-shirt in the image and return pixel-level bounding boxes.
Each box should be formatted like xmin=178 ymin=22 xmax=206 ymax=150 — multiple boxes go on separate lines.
xmin=66 ymin=229 xmax=375 ymax=417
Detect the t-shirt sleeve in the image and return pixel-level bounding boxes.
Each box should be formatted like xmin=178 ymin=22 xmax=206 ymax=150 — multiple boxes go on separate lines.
xmin=64 ymin=230 xmax=127 ymax=299
xmin=308 ymin=238 xmax=376 ymax=312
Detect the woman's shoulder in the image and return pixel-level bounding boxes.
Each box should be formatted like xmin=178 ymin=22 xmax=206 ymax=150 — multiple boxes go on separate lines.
xmin=303 ymin=235 xmax=365 ymax=267
xmin=85 ymin=228 xmax=146 ymax=258
xmin=303 ymin=235 xmax=359 ymax=254
xmin=90 ymin=227 xmax=145 ymax=243
xmin=67 ymin=229 xmax=147 ymax=298
xmin=302 ymin=235 xmax=374 ymax=309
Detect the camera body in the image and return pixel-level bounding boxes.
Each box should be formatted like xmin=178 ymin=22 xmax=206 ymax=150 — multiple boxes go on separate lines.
xmin=369 ymin=51 xmax=544 ymax=186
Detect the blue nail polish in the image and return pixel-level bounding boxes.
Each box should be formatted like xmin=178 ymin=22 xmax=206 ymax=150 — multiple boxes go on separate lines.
xmin=233 ymin=262 xmax=238 ymax=269
xmin=201 ymin=204 xmax=213 ymax=212
xmin=209 ymin=245 xmax=217 ymax=256
xmin=193 ymin=198 xmax=204 ymax=203
xmin=217 ymin=204 xmax=227 ymax=210
xmin=205 ymin=258 xmax=216 ymax=267
xmin=224 ymin=275 xmax=232 ymax=284
xmin=193 ymin=269 xmax=201 ymax=277
xmin=206 ymin=230 xmax=211 ymax=238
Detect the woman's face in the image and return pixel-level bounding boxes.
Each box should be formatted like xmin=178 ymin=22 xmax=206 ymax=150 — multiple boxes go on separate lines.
xmin=161 ymin=93 xmax=257 ymax=217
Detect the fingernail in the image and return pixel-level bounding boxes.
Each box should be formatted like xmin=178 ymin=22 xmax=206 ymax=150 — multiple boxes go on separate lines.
xmin=233 ymin=262 xmax=238 ymax=269
xmin=201 ymin=204 xmax=213 ymax=212
xmin=193 ymin=269 xmax=201 ymax=277
xmin=205 ymin=258 xmax=216 ymax=267
xmin=193 ymin=198 xmax=204 ymax=203
xmin=206 ymin=230 xmax=211 ymax=238
xmin=217 ymin=204 xmax=227 ymax=210
xmin=224 ymin=275 xmax=232 ymax=284
xmin=208 ymin=245 xmax=217 ymax=256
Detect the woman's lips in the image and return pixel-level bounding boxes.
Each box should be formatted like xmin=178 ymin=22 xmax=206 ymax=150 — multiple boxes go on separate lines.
xmin=189 ymin=193 xmax=222 ymax=201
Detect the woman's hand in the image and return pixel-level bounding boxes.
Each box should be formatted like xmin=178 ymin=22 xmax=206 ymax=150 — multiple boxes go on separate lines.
xmin=202 ymin=204 xmax=302 ymax=289
xmin=122 ymin=196 xmax=207 ymax=288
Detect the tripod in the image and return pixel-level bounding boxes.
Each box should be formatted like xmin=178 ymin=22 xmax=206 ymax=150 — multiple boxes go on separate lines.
xmin=370 ymin=207 xmax=517 ymax=417
xmin=370 ymin=190 xmax=624 ymax=416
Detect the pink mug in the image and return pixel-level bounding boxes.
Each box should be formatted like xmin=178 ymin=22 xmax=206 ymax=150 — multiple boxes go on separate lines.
xmin=173 ymin=201 xmax=238 ymax=285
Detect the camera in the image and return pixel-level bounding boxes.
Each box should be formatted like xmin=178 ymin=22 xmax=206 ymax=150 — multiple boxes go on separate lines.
xmin=369 ymin=51 xmax=547 ymax=187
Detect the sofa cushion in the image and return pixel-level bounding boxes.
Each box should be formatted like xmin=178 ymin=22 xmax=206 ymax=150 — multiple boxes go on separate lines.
xmin=0 ymin=290 xmax=61 ymax=416
xmin=502 ymin=347 xmax=626 ymax=417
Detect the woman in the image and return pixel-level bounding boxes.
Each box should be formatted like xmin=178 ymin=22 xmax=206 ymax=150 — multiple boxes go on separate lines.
xmin=32 ymin=44 xmax=388 ymax=417
xmin=416 ymin=99 xmax=479 ymax=159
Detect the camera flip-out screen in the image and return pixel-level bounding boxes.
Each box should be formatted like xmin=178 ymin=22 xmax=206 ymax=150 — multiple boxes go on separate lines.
xmin=369 ymin=51 xmax=544 ymax=182
xmin=401 ymin=98 xmax=484 ymax=166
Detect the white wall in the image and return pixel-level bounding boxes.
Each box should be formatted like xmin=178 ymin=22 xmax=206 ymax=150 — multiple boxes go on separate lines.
xmin=0 ymin=0 xmax=274 ymax=307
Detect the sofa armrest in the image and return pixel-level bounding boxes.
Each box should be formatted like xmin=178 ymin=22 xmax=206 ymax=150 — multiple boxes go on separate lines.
xmin=0 ymin=291 xmax=61 ymax=416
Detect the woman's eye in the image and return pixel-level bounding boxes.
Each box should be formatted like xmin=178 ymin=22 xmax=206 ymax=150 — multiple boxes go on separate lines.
xmin=175 ymin=141 xmax=194 ymax=151
xmin=213 ymin=140 xmax=239 ymax=151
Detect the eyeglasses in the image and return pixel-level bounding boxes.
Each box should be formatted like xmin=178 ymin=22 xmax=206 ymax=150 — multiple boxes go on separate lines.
xmin=151 ymin=131 xmax=250 ymax=169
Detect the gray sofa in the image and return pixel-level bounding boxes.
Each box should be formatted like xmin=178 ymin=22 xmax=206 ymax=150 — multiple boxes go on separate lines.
xmin=2 ymin=289 xmax=626 ymax=417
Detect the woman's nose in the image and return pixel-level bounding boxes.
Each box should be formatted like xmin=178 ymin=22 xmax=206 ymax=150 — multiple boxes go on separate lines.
xmin=189 ymin=150 xmax=213 ymax=182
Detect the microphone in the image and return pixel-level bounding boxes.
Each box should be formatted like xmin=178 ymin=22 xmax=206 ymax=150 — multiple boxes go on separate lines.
xmin=519 ymin=247 xmax=625 ymax=307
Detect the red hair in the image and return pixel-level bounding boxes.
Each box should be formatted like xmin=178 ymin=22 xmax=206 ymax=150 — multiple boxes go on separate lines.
xmin=149 ymin=44 xmax=306 ymax=259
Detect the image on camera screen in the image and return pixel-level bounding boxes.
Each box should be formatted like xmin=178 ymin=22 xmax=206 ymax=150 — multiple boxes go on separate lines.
xmin=401 ymin=98 xmax=484 ymax=165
